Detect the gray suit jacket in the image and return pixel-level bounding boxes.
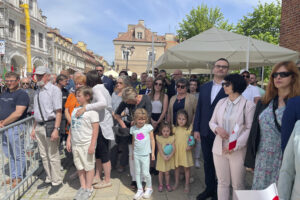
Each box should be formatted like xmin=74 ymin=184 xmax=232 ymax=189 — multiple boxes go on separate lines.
xmin=278 ymin=120 xmax=300 ymax=200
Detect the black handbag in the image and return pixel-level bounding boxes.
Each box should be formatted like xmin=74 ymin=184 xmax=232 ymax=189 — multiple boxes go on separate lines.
xmin=37 ymin=91 xmax=55 ymax=137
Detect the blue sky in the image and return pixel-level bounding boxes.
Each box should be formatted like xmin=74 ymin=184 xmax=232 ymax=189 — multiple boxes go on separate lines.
xmin=38 ymin=0 xmax=278 ymax=65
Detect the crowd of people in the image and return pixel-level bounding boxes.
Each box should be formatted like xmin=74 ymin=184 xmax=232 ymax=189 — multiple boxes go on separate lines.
xmin=1 ymin=58 xmax=300 ymax=200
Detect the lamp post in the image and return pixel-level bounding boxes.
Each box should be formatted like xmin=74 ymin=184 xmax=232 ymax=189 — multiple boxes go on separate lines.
xmin=121 ymin=44 xmax=135 ymax=72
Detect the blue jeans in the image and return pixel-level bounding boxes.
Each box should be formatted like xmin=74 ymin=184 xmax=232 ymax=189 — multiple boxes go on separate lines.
xmin=2 ymin=125 xmax=26 ymax=179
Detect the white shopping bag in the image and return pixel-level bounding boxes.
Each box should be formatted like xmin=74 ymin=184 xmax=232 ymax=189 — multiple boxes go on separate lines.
xmin=235 ymin=183 xmax=279 ymax=200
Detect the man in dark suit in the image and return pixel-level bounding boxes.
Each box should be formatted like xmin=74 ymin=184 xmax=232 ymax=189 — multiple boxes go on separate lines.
xmin=281 ymin=96 xmax=300 ymax=151
xmin=193 ymin=58 xmax=229 ymax=200
xmin=96 ymin=64 xmax=114 ymax=95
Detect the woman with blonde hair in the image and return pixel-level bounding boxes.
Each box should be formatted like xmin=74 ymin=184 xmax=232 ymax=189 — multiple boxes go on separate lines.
xmin=114 ymin=87 xmax=152 ymax=190
xmin=245 ymin=61 xmax=300 ymax=190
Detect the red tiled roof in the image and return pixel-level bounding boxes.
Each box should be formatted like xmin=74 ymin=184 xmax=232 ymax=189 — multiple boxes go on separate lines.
xmin=114 ymin=25 xmax=165 ymax=43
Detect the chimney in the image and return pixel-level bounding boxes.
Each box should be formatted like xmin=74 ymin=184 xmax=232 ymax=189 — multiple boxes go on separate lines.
xmin=138 ymin=20 xmax=144 ymax=26
xmin=128 ymin=24 xmax=135 ymax=31
xmin=52 ymin=28 xmax=60 ymax=35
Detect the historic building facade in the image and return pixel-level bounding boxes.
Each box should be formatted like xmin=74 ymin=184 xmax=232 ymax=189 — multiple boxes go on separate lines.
xmin=113 ymin=20 xmax=177 ymax=75
xmin=0 ymin=0 xmax=48 ymax=75
xmin=47 ymin=29 xmax=101 ymax=74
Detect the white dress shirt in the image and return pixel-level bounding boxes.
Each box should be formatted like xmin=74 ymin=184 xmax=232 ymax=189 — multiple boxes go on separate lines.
xmin=211 ymin=80 xmax=223 ymax=104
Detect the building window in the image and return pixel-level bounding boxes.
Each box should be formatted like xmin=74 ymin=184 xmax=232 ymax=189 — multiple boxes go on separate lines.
xmin=0 ymin=8 xmax=4 ymax=19
xmin=31 ymin=29 xmax=35 ymax=45
xmin=9 ymin=19 xmax=15 ymax=38
xmin=0 ymin=27 xmax=4 ymax=37
xmin=137 ymin=32 xmax=142 ymax=39
xmin=20 ymin=24 xmax=26 ymax=42
xmin=29 ymin=0 xmax=33 ymax=10
xmin=38 ymin=33 xmax=43 ymax=48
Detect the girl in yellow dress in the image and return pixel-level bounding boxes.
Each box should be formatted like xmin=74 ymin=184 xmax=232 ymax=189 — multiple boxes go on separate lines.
xmin=156 ymin=121 xmax=175 ymax=192
xmin=173 ymin=109 xmax=194 ymax=193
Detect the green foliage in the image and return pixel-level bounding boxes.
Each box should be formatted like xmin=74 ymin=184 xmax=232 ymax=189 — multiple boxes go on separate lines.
xmin=177 ymin=4 xmax=233 ymax=41
xmin=235 ymin=0 xmax=281 ymax=45
xmin=234 ymin=0 xmax=281 ymax=82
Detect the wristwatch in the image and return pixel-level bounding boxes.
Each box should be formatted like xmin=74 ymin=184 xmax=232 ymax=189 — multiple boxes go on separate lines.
xmin=55 ymin=127 xmax=60 ymax=131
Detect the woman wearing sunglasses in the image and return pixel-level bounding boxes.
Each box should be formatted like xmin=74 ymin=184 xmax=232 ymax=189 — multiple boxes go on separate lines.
xmin=167 ymin=78 xmax=197 ymax=126
xmin=245 ymin=61 xmax=300 ymax=190
xmin=209 ymin=74 xmax=255 ymax=200
xmin=149 ymin=77 xmax=168 ymax=132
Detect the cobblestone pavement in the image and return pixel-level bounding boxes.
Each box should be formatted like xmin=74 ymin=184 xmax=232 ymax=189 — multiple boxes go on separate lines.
xmin=18 ymin=150 xmax=253 ymax=200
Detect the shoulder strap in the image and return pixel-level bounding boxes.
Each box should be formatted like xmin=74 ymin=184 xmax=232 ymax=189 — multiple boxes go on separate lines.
xmin=272 ymin=96 xmax=281 ymax=132
xmin=37 ymin=91 xmax=45 ymax=123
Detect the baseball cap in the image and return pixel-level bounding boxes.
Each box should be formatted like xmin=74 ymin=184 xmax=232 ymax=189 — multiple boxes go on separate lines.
xmin=34 ymin=66 xmax=51 ymax=75
xmin=240 ymin=69 xmax=249 ymax=74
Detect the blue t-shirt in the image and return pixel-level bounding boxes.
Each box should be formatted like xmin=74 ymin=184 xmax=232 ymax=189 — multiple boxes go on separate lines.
xmin=130 ymin=124 xmax=153 ymax=156
xmin=0 ymin=89 xmax=29 ymax=122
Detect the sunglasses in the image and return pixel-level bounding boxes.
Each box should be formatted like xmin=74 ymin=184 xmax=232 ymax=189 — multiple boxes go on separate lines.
xmin=215 ymin=65 xmax=229 ymax=69
xmin=96 ymin=70 xmax=103 ymax=72
xmin=5 ymin=80 xmax=17 ymax=83
xmin=176 ymin=84 xmax=186 ymax=89
xmin=22 ymin=82 xmax=30 ymax=85
xmin=154 ymin=82 xmax=162 ymax=86
xmin=242 ymin=75 xmax=250 ymax=78
xmin=222 ymin=82 xmax=231 ymax=87
xmin=271 ymin=72 xmax=293 ymax=78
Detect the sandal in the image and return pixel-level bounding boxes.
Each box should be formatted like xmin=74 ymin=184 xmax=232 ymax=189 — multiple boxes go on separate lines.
xmin=166 ymin=184 xmax=172 ymax=192
xmin=93 ymin=181 xmax=112 ymax=189
xmin=92 ymin=177 xmax=101 ymax=185
xmin=172 ymin=184 xmax=178 ymax=191
xmin=158 ymin=185 xmax=163 ymax=192
xmin=184 ymin=185 xmax=189 ymax=193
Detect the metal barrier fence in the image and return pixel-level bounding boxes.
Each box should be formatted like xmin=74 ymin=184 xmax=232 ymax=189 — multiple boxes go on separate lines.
xmin=0 ymin=116 xmax=40 ymax=200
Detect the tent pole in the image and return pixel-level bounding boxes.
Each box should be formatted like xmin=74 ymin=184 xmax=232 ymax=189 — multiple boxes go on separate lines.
xmin=261 ymin=66 xmax=264 ymax=88
xmin=246 ymin=36 xmax=250 ymax=71
xmin=208 ymin=63 xmax=213 ymax=81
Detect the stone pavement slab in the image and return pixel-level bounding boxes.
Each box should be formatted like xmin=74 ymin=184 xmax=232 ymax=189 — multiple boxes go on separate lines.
xmin=17 ymin=151 xmax=253 ymax=200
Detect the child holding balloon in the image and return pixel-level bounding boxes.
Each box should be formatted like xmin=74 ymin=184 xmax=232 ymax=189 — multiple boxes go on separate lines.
xmin=173 ymin=109 xmax=194 ymax=193
xmin=156 ymin=121 xmax=175 ymax=192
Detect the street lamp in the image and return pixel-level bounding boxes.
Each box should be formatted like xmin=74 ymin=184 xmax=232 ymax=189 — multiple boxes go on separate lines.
xmin=121 ymin=44 xmax=135 ymax=72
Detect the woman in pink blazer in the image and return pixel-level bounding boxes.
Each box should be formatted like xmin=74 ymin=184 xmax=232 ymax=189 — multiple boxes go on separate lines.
xmin=209 ymin=74 xmax=256 ymax=200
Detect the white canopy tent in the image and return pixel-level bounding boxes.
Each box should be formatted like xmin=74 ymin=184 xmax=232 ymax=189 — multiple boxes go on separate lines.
xmin=156 ymin=27 xmax=299 ymax=72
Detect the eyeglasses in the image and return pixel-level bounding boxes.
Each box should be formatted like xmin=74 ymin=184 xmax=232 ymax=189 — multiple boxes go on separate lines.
xmin=272 ymin=72 xmax=293 ymax=78
xmin=21 ymin=82 xmax=30 ymax=85
xmin=215 ymin=65 xmax=229 ymax=69
xmin=5 ymin=80 xmax=17 ymax=83
xmin=222 ymin=82 xmax=231 ymax=87
xmin=116 ymin=82 xmax=123 ymax=85
xmin=154 ymin=82 xmax=162 ymax=86
xmin=242 ymin=75 xmax=250 ymax=78
xmin=176 ymin=84 xmax=186 ymax=89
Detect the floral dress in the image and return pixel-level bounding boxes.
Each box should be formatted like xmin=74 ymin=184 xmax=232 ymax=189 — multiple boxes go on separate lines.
xmin=252 ymin=100 xmax=285 ymax=190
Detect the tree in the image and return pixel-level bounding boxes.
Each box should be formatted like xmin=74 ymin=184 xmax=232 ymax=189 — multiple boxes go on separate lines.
xmin=234 ymin=0 xmax=281 ymax=83
xmin=235 ymin=0 xmax=281 ymax=45
xmin=177 ymin=4 xmax=233 ymax=41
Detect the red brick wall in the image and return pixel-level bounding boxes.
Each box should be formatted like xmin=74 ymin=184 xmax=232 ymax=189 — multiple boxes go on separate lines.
xmin=280 ymin=0 xmax=300 ymax=52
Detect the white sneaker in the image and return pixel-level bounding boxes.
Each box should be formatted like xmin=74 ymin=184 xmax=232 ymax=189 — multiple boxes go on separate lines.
xmin=134 ymin=189 xmax=144 ymax=200
xmin=195 ymin=159 xmax=201 ymax=168
xmin=143 ymin=188 xmax=153 ymax=199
